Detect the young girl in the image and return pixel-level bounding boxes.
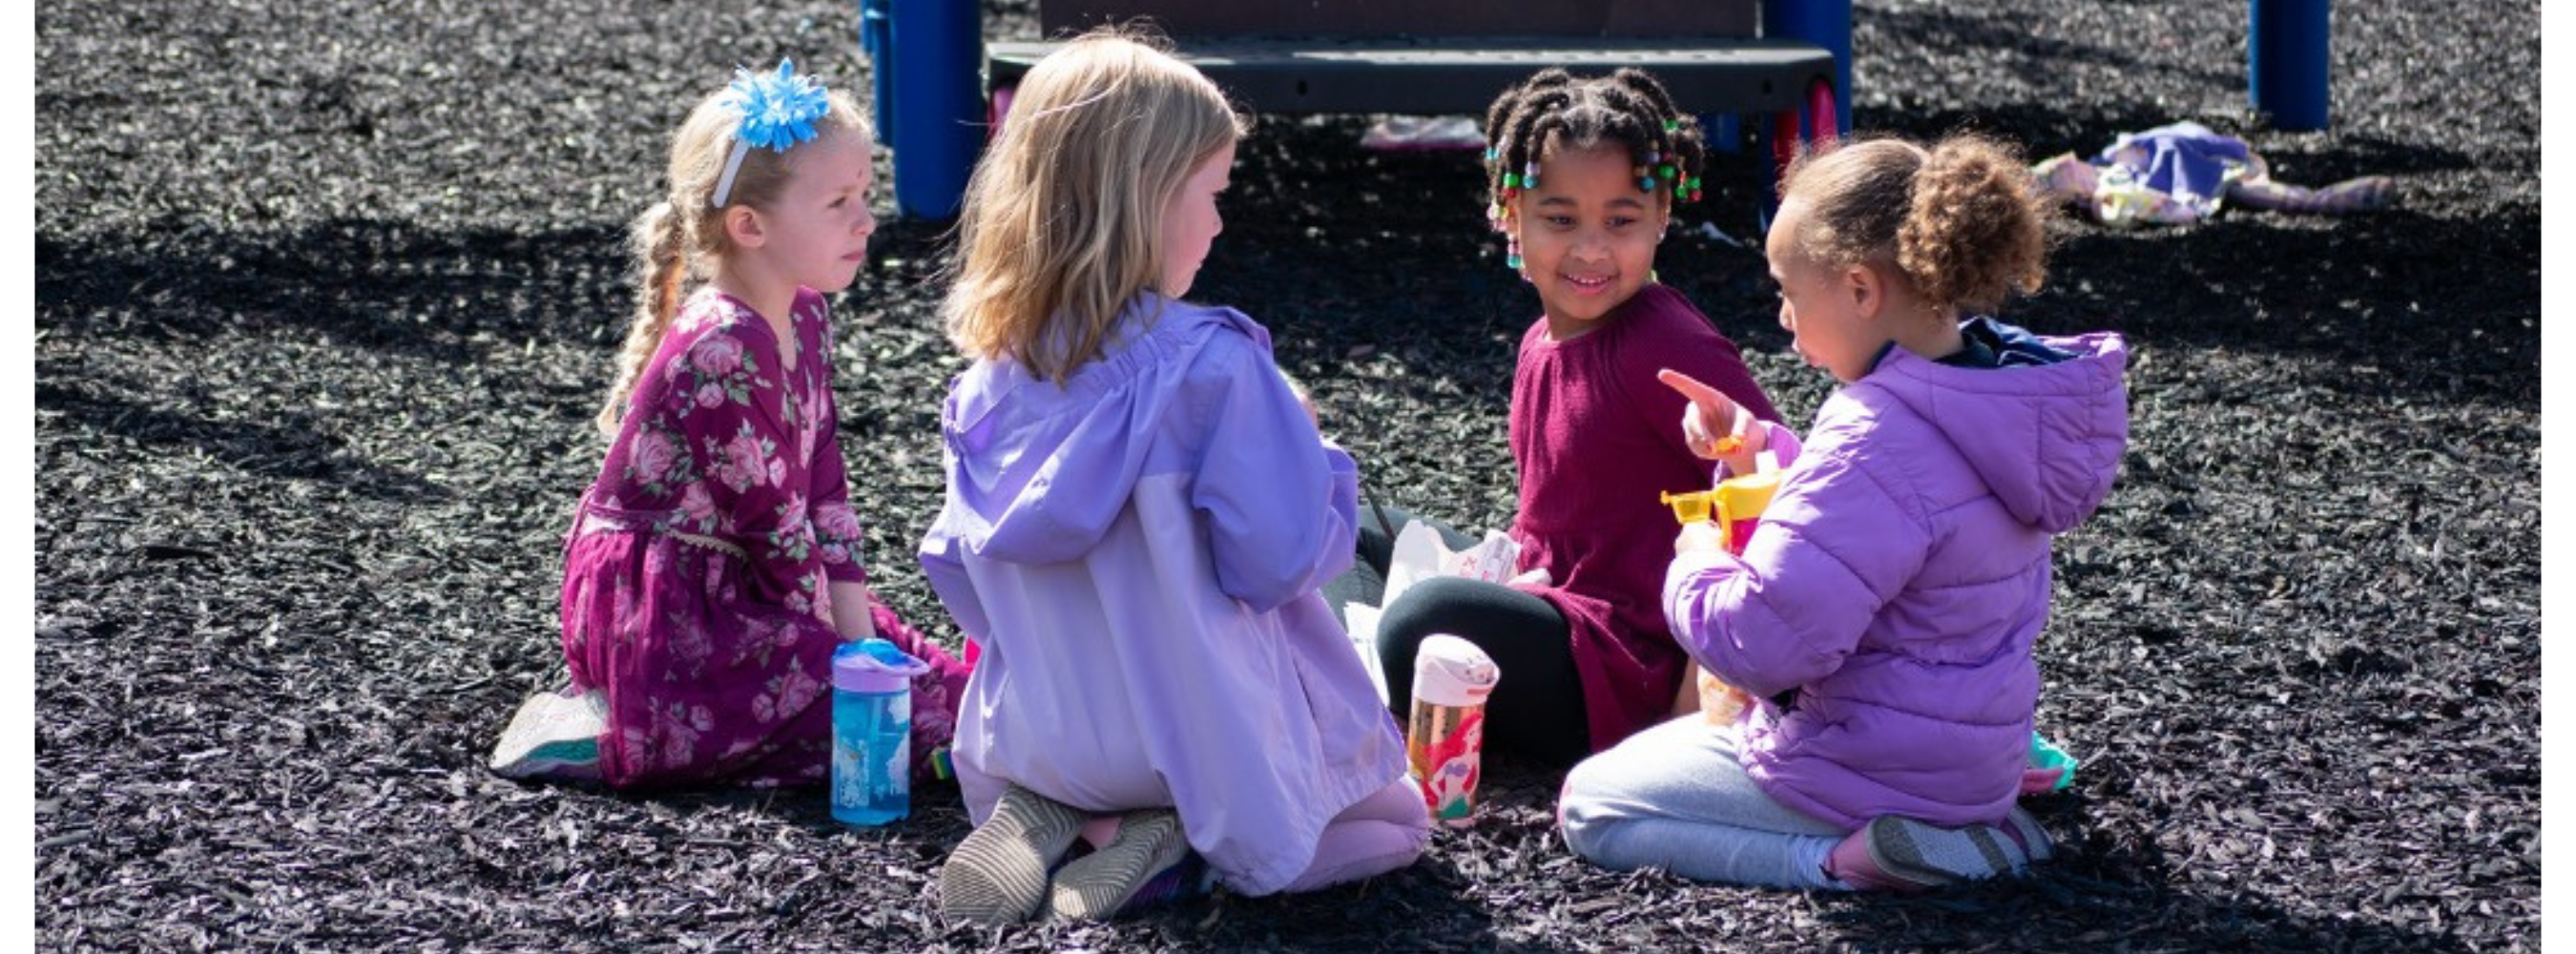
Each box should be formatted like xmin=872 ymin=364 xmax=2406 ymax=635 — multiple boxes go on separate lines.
xmin=1557 ymin=134 xmax=2129 ymax=891
xmin=918 ymin=30 xmax=1425 ymax=924
xmin=489 ymin=62 xmax=967 ymax=789
xmin=1369 ymin=68 xmax=1782 ymax=767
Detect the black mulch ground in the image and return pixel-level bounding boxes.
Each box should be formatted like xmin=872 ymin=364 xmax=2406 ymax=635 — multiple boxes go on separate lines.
xmin=34 ymin=0 xmax=2540 ymax=950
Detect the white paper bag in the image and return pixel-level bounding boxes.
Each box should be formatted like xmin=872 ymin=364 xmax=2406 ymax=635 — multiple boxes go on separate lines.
xmin=1346 ymin=522 xmax=1523 ymax=706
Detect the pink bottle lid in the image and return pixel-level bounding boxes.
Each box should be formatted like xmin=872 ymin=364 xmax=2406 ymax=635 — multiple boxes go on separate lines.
xmin=1412 ymin=634 xmax=1499 ymax=707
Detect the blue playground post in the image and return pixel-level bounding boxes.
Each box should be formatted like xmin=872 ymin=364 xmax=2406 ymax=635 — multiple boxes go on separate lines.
xmin=1762 ymin=0 xmax=1852 ymax=136
xmin=859 ymin=0 xmax=897 ymax=151
xmin=880 ymin=0 xmax=982 ymax=219
xmin=1706 ymin=112 xmax=1742 ymax=154
xmin=2250 ymin=0 xmax=2331 ymax=131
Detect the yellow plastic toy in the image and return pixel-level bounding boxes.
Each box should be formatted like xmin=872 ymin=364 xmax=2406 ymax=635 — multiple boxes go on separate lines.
xmin=1661 ymin=449 xmax=1783 ymax=725
xmin=1659 ymin=452 xmax=1782 ymax=547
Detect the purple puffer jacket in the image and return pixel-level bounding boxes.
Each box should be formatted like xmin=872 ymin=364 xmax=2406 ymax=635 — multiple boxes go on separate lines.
xmin=1666 ymin=324 xmax=2128 ymax=830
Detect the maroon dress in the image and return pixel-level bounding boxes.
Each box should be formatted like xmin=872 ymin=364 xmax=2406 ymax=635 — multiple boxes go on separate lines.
xmin=1506 ymin=282 xmax=1780 ymax=751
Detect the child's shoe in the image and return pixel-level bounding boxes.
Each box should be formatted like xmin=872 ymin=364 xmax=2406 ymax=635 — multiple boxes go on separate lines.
xmin=1047 ymin=808 xmax=1198 ymax=921
xmin=1822 ymin=824 xmax=1912 ymax=893
xmin=939 ymin=784 xmax=1087 ymax=925
xmin=2021 ymin=732 xmax=2079 ymax=795
xmin=1115 ymin=850 xmax=1213 ymax=914
xmin=2002 ymin=805 xmax=2054 ymax=863
xmin=1824 ymin=816 xmax=2029 ymax=893
xmin=488 ymin=688 xmax=606 ymax=781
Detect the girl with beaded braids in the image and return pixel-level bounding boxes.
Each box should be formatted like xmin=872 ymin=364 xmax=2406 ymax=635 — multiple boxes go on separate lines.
xmin=1365 ymin=68 xmax=1781 ymax=768
xmin=488 ymin=61 xmax=968 ymax=790
xmin=1559 ymin=134 xmax=2128 ymax=892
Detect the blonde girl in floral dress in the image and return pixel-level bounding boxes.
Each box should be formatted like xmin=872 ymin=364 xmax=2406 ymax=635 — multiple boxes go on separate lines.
xmin=489 ymin=62 xmax=966 ymax=788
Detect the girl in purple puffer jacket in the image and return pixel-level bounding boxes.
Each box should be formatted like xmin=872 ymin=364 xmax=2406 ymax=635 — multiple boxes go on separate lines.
xmin=1557 ymin=133 xmax=2129 ymax=892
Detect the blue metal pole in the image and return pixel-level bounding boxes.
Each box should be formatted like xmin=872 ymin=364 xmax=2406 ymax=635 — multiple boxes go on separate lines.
xmin=858 ymin=0 xmax=896 ymax=150
xmin=1762 ymin=0 xmax=1852 ymax=135
xmin=2250 ymin=0 xmax=2331 ymax=131
xmin=887 ymin=0 xmax=982 ymax=219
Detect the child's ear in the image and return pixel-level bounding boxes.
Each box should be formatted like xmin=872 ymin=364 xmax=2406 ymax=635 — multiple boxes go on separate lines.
xmin=1845 ymin=262 xmax=1883 ymax=319
xmin=722 ymin=206 xmax=767 ymax=249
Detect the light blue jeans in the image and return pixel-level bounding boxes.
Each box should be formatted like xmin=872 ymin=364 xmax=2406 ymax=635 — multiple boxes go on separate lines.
xmin=1558 ymin=716 xmax=1853 ymax=890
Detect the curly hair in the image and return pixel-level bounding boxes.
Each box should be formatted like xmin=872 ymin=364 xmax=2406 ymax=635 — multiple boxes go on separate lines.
xmin=1778 ymin=134 xmax=2049 ymax=315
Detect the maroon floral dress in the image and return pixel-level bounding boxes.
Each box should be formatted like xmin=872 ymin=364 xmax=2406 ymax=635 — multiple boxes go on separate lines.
xmin=559 ymin=286 xmax=966 ymax=789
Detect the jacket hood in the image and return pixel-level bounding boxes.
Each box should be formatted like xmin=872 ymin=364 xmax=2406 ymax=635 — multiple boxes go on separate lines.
xmin=935 ymin=295 xmax=1261 ymax=563
xmin=1864 ymin=322 xmax=2129 ymax=533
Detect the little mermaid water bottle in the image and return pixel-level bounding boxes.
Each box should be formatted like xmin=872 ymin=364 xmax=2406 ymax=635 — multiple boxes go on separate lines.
xmin=832 ymin=638 xmax=928 ymax=826
xmin=1406 ymin=634 xmax=1501 ymax=827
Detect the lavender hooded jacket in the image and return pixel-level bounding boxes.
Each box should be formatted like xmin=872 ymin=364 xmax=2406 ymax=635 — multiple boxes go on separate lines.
xmin=918 ymin=296 xmax=1407 ymax=895
xmin=1667 ymin=322 xmax=2129 ymax=829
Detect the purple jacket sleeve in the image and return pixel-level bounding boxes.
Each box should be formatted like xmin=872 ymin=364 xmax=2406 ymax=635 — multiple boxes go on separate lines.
xmin=1187 ymin=335 xmax=1360 ymax=613
xmin=918 ymin=512 xmax=987 ymax=639
xmin=1663 ymin=420 xmax=1926 ymax=697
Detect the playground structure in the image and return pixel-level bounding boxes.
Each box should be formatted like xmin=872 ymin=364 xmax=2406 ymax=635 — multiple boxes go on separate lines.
xmin=860 ymin=0 xmax=2330 ymax=219
xmin=862 ymin=0 xmax=1853 ymax=219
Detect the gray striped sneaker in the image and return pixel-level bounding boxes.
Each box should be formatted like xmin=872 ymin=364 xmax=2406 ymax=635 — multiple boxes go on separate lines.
xmin=2003 ymin=806 xmax=2054 ymax=864
xmin=1048 ymin=808 xmax=1191 ymax=921
xmin=940 ymin=785 xmax=1087 ymax=925
xmin=1863 ymin=815 xmax=2030 ymax=890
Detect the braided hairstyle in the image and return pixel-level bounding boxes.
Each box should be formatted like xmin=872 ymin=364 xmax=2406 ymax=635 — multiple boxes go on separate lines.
xmin=1479 ymin=68 xmax=1708 ymax=239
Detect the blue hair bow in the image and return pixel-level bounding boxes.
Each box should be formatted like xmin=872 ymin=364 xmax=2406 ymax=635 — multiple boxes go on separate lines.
xmin=721 ymin=59 xmax=832 ymax=153
xmin=710 ymin=59 xmax=833 ymax=207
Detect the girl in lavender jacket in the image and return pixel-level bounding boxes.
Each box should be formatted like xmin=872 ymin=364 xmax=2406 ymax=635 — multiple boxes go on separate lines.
xmin=920 ymin=30 xmax=1425 ymax=926
xmin=1558 ymin=135 xmax=2129 ymax=892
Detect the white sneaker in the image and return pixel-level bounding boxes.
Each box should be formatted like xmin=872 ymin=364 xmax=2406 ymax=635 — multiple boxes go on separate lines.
xmin=488 ymin=689 xmax=606 ymax=780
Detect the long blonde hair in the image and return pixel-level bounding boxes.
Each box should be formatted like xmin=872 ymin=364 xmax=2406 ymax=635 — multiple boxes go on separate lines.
xmin=596 ymin=84 xmax=870 ymax=436
xmin=941 ymin=27 xmax=1247 ymax=384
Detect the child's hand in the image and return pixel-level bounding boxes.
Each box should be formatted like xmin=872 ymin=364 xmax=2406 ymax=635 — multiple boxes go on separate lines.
xmin=829 ymin=580 xmax=879 ymax=642
xmin=1674 ymin=520 xmax=1731 ymax=556
xmin=1657 ymin=368 xmax=1764 ymax=475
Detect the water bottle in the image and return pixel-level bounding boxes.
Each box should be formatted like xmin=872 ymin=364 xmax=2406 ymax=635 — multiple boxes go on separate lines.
xmin=831 ymin=638 xmax=928 ymax=826
xmin=1406 ymin=634 xmax=1500 ymax=827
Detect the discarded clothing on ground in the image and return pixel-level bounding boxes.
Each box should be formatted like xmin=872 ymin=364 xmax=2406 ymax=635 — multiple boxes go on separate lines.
xmin=2033 ymin=120 xmax=2395 ymax=226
